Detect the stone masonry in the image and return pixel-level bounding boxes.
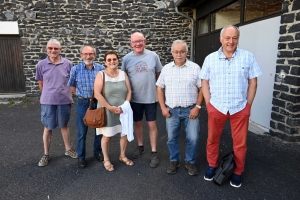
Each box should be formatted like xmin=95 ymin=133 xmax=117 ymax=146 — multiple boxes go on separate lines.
xmin=271 ymin=0 xmax=300 ymax=141
xmin=0 ymin=0 xmax=192 ymax=95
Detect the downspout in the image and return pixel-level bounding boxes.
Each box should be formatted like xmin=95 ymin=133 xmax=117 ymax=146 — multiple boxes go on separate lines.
xmin=175 ymin=6 xmax=194 ymax=61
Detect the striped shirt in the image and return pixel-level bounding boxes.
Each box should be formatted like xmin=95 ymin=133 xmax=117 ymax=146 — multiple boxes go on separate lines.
xmin=68 ymin=62 xmax=105 ymax=98
xmin=156 ymin=59 xmax=201 ymax=109
xmin=200 ymin=47 xmax=263 ymax=115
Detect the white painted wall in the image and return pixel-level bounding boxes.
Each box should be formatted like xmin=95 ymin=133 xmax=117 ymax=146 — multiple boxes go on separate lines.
xmin=238 ymin=16 xmax=280 ymax=130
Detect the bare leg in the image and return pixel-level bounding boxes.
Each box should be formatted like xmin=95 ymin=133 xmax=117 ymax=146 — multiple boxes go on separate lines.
xmin=101 ymin=136 xmax=111 ymax=162
xmin=147 ymin=121 xmax=158 ymax=152
xmin=43 ymin=127 xmax=52 ymax=155
xmin=119 ymin=134 xmax=133 ymax=166
xmin=120 ymin=135 xmax=128 ymax=158
xmin=134 ymin=120 xmax=143 ymax=146
xmin=102 ymin=136 xmax=114 ymax=171
xmin=61 ymin=126 xmax=71 ymax=151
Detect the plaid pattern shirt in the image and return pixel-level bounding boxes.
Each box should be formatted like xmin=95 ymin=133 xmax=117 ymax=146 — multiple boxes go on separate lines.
xmin=68 ymin=62 xmax=105 ymax=98
xmin=156 ymin=59 xmax=201 ymax=109
xmin=200 ymin=47 xmax=263 ymax=115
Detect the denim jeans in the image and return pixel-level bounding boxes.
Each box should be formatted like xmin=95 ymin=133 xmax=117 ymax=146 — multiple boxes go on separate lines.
xmin=76 ymin=98 xmax=102 ymax=159
xmin=166 ymin=106 xmax=200 ymax=164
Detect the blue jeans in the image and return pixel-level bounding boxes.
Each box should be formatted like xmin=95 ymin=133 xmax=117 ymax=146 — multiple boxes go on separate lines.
xmin=166 ymin=106 xmax=200 ymax=164
xmin=76 ymin=98 xmax=102 ymax=159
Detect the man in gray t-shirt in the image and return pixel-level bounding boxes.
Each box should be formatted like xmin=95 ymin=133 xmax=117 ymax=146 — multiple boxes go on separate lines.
xmin=121 ymin=32 xmax=162 ymax=168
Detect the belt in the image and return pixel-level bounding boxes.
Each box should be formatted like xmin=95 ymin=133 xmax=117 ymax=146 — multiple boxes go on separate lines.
xmin=173 ymin=104 xmax=195 ymax=109
xmin=77 ymin=96 xmax=95 ymax=101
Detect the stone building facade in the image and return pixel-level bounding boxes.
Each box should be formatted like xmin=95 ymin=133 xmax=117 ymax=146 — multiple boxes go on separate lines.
xmin=0 ymin=0 xmax=192 ymax=95
xmin=270 ymin=0 xmax=300 ymax=142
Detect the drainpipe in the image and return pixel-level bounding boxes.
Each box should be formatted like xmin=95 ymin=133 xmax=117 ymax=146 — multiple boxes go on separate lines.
xmin=175 ymin=5 xmax=195 ymax=61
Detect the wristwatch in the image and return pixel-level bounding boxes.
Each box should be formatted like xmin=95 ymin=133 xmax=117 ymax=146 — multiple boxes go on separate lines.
xmin=196 ymin=105 xmax=201 ymax=109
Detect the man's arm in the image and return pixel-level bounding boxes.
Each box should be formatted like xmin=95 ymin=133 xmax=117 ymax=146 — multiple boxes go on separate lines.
xmin=155 ymin=72 xmax=161 ymax=80
xmin=70 ymin=86 xmax=76 ymax=95
xmin=189 ymin=87 xmax=204 ymax=119
xmin=247 ymin=77 xmax=258 ymax=105
xmin=201 ymin=79 xmax=211 ymax=104
xmin=38 ymin=80 xmax=43 ymax=91
xmin=157 ymin=87 xmax=170 ymax=118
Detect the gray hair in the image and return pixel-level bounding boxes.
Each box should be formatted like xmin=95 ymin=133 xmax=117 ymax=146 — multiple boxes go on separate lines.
xmin=47 ymin=38 xmax=61 ymax=48
xmin=171 ymin=40 xmax=188 ymax=53
xmin=220 ymin=25 xmax=240 ymax=38
xmin=80 ymin=45 xmax=96 ymax=54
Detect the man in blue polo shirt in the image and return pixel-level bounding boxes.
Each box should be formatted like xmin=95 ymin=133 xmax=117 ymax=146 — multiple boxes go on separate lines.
xmin=36 ymin=38 xmax=78 ymax=167
xmin=68 ymin=45 xmax=105 ymax=168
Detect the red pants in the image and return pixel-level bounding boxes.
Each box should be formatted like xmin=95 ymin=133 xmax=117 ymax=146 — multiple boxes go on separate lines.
xmin=206 ymin=102 xmax=251 ymax=175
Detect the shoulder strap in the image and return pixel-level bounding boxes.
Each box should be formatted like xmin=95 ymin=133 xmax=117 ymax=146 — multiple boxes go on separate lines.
xmin=89 ymin=71 xmax=105 ymax=109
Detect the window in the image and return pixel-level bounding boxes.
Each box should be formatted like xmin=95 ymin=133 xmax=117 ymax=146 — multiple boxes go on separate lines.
xmin=211 ymin=1 xmax=241 ymax=31
xmin=196 ymin=0 xmax=282 ymax=36
xmin=197 ymin=15 xmax=209 ymax=35
xmin=245 ymin=0 xmax=282 ymax=22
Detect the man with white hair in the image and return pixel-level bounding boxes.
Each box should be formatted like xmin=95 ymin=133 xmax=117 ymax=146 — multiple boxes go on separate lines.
xmin=156 ymin=40 xmax=203 ymax=176
xmin=68 ymin=45 xmax=105 ymax=168
xmin=36 ymin=38 xmax=77 ymax=167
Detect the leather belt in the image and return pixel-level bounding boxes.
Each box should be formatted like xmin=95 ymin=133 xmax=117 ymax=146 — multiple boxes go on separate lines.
xmin=173 ymin=105 xmax=195 ymax=109
xmin=77 ymin=96 xmax=93 ymax=101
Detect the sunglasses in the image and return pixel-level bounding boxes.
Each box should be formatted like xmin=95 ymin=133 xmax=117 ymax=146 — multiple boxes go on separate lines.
xmin=106 ymin=58 xmax=118 ymax=62
xmin=47 ymin=47 xmax=60 ymax=51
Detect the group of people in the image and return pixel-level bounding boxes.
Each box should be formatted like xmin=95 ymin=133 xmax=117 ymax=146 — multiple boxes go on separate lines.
xmin=35 ymin=25 xmax=262 ymax=188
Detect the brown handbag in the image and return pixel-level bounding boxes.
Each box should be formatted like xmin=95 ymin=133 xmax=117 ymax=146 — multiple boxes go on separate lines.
xmin=83 ymin=72 xmax=107 ymax=128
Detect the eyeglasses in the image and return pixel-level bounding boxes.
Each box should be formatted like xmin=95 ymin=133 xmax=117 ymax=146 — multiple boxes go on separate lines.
xmin=81 ymin=53 xmax=95 ymax=57
xmin=47 ymin=47 xmax=60 ymax=51
xmin=172 ymin=51 xmax=187 ymax=55
xmin=131 ymin=40 xmax=145 ymax=44
xmin=106 ymin=58 xmax=118 ymax=62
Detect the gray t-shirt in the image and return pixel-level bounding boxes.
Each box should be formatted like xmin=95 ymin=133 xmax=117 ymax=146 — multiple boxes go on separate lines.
xmin=121 ymin=49 xmax=162 ymax=103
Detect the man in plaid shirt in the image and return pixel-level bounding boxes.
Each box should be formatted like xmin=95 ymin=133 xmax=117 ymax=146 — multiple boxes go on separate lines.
xmin=156 ymin=40 xmax=203 ymax=176
xmin=68 ymin=45 xmax=105 ymax=169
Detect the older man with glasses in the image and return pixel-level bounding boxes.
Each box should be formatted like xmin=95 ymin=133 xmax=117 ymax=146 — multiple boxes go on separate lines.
xmin=35 ymin=38 xmax=78 ymax=167
xmin=68 ymin=45 xmax=105 ymax=169
xmin=156 ymin=40 xmax=203 ymax=176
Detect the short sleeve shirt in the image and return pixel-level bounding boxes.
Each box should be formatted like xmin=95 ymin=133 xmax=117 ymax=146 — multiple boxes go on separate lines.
xmin=200 ymin=47 xmax=263 ymax=115
xmin=156 ymin=60 xmax=201 ymax=108
xmin=121 ymin=49 xmax=163 ymax=103
xmin=35 ymin=56 xmax=73 ymax=105
xmin=68 ymin=62 xmax=105 ymax=98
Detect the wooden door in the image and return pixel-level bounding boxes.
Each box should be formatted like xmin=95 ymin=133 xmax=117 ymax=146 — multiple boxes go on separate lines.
xmin=0 ymin=36 xmax=25 ymax=93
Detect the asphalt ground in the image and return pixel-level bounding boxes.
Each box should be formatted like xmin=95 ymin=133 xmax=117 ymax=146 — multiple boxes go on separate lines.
xmin=0 ymin=99 xmax=300 ymax=200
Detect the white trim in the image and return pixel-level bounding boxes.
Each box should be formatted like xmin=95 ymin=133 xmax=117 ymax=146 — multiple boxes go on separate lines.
xmin=0 ymin=21 xmax=19 ymax=35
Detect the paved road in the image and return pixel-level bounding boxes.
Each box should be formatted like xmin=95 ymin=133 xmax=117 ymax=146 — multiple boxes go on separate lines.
xmin=0 ymin=99 xmax=299 ymax=200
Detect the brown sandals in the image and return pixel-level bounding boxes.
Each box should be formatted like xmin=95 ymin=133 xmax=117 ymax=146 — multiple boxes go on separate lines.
xmin=119 ymin=157 xmax=134 ymax=166
xmin=103 ymin=160 xmax=114 ymax=172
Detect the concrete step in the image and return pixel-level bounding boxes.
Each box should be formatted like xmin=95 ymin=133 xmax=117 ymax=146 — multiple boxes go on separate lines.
xmin=0 ymin=93 xmax=27 ymax=105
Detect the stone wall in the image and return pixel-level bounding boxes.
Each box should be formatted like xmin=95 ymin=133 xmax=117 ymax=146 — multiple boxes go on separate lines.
xmin=271 ymin=0 xmax=300 ymax=141
xmin=0 ymin=0 xmax=192 ymax=95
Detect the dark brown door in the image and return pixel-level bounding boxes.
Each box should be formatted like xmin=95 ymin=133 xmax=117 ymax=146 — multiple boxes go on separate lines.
xmin=0 ymin=36 xmax=25 ymax=93
xmin=195 ymin=31 xmax=221 ymax=66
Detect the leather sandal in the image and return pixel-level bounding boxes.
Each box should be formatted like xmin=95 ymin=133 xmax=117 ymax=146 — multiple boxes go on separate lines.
xmin=119 ymin=156 xmax=134 ymax=166
xmin=103 ymin=160 xmax=114 ymax=172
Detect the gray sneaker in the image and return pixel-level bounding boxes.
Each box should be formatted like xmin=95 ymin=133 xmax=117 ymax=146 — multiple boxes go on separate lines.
xmin=150 ymin=152 xmax=159 ymax=168
xmin=167 ymin=161 xmax=180 ymax=174
xmin=185 ymin=162 xmax=198 ymax=176
xmin=131 ymin=146 xmax=145 ymax=159
xmin=65 ymin=149 xmax=78 ymax=158
xmin=38 ymin=155 xmax=50 ymax=167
